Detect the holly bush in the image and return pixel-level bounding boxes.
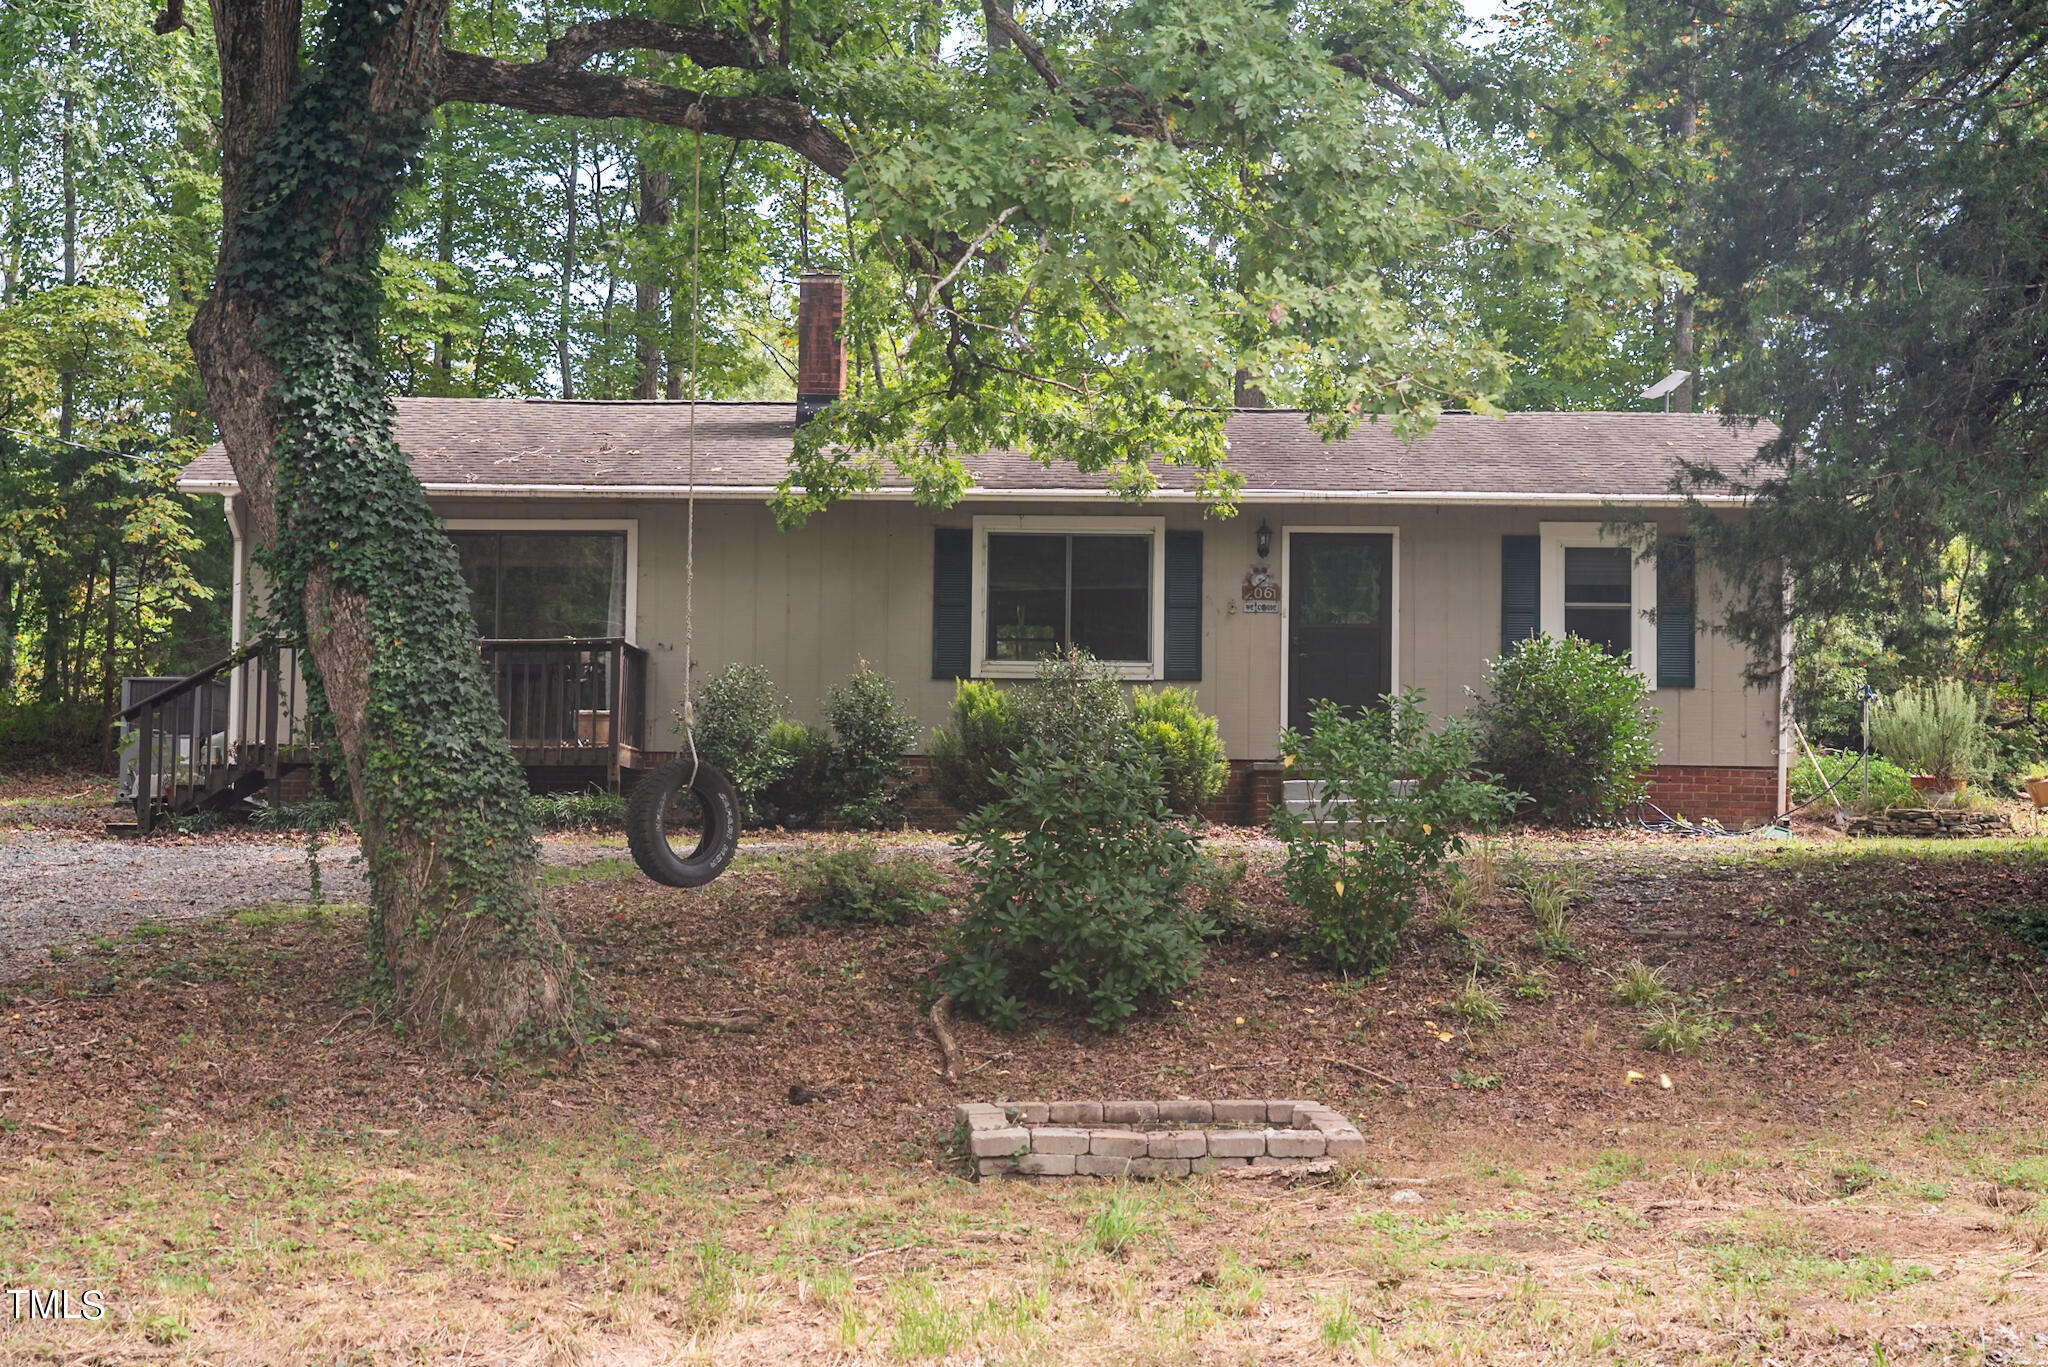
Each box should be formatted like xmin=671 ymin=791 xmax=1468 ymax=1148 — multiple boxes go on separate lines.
xmin=821 ymin=664 xmax=920 ymax=828
xmin=685 ymin=664 xmax=793 ymax=820
xmin=1470 ymin=635 xmax=1659 ymax=825
xmin=1274 ymin=692 xmax=1514 ymax=975
xmin=943 ymin=736 xmax=1208 ymax=1031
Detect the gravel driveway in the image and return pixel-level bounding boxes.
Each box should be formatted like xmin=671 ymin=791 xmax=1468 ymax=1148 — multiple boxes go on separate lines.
xmin=0 ymin=830 xmax=371 ymax=979
xmin=0 ymin=830 xmax=665 ymax=982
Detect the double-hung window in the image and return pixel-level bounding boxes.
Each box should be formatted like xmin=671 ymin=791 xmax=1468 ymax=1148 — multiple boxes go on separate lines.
xmin=1538 ymin=522 xmax=1657 ymax=678
xmin=972 ymin=516 xmax=1165 ymax=678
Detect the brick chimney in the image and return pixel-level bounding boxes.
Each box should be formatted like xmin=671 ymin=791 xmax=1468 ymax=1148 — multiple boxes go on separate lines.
xmin=796 ymin=272 xmax=846 ymax=423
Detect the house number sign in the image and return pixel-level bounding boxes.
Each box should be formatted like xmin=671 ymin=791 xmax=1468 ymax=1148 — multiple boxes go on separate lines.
xmin=1240 ymin=564 xmax=1279 ymax=614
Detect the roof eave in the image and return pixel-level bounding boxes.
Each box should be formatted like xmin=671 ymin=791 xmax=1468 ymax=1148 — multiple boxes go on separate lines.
xmin=175 ymin=477 xmax=1747 ymax=507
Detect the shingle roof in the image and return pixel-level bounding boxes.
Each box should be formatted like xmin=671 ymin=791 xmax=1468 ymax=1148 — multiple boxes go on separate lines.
xmin=179 ymin=399 xmax=1771 ymax=503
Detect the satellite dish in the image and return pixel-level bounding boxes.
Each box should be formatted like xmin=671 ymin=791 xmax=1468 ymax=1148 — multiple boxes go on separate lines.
xmin=1640 ymin=370 xmax=1692 ymax=403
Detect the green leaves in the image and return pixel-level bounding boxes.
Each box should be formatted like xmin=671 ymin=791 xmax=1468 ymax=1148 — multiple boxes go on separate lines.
xmin=1273 ymin=691 xmax=1514 ymax=974
xmin=1470 ymin=634 xmax=1658 ymax=826
xmin=944 ymin=736 xmax=1209 ymax=1033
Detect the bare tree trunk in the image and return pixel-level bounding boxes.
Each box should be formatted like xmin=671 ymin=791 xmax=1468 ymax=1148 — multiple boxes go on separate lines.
xmin=434 ymin=107 xmax=456 ymax=384
xmin=192 ymin=0 xmax=579 ymax=1056
xmin=59 ymin=57 xmax=78 ymax=444
xmin=633 ymin=159 xmax=670 ymax=399
xmin=1672 ymin=8 xmax=1699 ymax=415
xmin=557 ymin=130 xmax=579 ymax=398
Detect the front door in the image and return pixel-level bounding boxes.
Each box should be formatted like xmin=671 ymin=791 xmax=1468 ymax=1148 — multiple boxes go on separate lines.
xmin=1286 ymin=532 xmax=1394 ymax=734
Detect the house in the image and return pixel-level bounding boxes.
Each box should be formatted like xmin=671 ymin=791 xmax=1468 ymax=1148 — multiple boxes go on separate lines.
xmin=175 ymin=277 xmax=1789 ymax=828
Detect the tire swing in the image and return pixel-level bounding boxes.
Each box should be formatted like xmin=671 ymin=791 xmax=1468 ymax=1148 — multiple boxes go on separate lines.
xmin=626 ymin=131 xmax=739 ymax=889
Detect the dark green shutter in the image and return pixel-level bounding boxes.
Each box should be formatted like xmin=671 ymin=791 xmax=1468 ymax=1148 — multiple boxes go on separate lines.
xmin=932 ymin=527 xmax=972 ymax=679
xmin=1501 ymin=535 xmax=1540 ymax=655
xmin=1656 ymin=538 xmax=1697 ymax=688
xmin=1163 ymin=530 xmax=1203 ymax=680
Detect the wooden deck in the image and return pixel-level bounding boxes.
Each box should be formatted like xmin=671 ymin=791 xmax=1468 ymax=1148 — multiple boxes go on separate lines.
xmin=117 ymin=637 xmax=653 ymax=833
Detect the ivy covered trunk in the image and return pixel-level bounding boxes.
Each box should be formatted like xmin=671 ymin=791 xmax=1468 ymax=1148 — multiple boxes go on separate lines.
xmin=192 ymin=0 xmax=581 ymax=1054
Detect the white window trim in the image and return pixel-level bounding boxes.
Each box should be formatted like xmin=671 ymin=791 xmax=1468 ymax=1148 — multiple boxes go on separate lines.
xmin=1276 ymin=526 xmax=1402 ymax=742
xmin=971 ymin=515 xmax=1167 ymax=680
xmin=1539 ymin=521 xmax=1657 ymax=679
xmin=441 ymin=518 xmax=639 ymax=643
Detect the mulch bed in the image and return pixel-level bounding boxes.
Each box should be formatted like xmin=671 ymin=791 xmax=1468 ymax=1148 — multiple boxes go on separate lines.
xmin=3 ymin=834 xmax=2046 ymax=1169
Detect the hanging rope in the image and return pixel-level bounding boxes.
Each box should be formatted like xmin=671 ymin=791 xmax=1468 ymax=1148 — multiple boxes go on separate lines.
xmin=681 ymin=129 xmax=703 ymax=784
xmin=624 ymin=126 xmax=739 ymax=892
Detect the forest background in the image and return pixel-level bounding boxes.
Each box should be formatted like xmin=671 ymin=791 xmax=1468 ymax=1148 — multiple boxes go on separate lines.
xmin=2 ymin=0 xmax=2042 ymax=773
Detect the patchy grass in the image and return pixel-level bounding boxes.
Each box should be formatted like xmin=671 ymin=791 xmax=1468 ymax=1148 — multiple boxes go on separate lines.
xmin=4 ymin=827 xmax=2048 ymax=1360
xmin=3 ymin=1120 xmax=2042 ymax=1362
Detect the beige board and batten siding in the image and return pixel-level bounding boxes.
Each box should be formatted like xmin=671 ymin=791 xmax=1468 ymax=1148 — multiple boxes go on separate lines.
xmin=432 ymin=495 xmax=1777 ymax=771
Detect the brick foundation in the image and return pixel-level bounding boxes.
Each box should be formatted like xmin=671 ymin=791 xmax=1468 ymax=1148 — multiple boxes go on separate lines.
xmin=620 ymin=755 xmax=1781 ymax=832
xmin=1641 ymin=764 xmax=1780 ymax=829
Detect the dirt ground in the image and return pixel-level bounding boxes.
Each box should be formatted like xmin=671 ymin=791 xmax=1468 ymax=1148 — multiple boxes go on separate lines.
xmin=2 ymin=773 xmax=2046 ymax=1363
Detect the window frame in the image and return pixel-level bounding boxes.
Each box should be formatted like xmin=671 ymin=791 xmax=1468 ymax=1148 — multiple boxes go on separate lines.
xmin=442 ymin=518 xmax=639 ymax=643
xmin=1538 ymin=521 xmax=1657 ymax=679
xmin=970 ymin=515 xmax=1167 ymax=680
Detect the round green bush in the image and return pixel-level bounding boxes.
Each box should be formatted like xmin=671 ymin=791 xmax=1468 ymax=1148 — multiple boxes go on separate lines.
xmin=1470 ymin=635 xmax=1659 ymax=825
xmin=822 ymin=665 xmax=921 ymax=828
xmin=1789 ymin=747 xmax=1916 ymax=812
xmin=942 ymin=737 xmax=1207 ymax=1031
xmin=683 ymin=663 xmax=791 ymax=819
xmin=1131 ymin=686 xmax=1228 ymax=815
xmin=929 ymin=680 xmax=1020 ymax=814
xmin=929 ymin=652 xmax=1230 ymax=817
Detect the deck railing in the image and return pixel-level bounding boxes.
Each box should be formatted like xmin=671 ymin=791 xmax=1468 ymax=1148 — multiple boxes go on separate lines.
xmin=115 ymin=635 xmax=313 ymax=834
xmin=115 ymin=636 xmax=646 ymax=831
xmin=479 ymin=637 xmax=647 ymax=769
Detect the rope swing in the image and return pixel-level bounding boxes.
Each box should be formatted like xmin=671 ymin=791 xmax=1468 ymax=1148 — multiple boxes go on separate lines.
xmin=625 ymin=128 xmax=739 ymax=888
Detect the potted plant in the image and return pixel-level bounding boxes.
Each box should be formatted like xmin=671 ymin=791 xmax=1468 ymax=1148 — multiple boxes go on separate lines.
xmin=1867 ymin=682 xmax=1983 ymax=799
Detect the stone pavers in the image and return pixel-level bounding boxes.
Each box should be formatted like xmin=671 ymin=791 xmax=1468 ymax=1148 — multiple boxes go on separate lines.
xmin=953 ymin=1098 xmax=1366 ymax=1180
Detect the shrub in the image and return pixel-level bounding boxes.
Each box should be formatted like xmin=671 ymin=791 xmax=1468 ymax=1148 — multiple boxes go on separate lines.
xmin=792 ymin=842 xmax=944 ymax=925
xmin=1471 ymin=634 xmax=1659 ymax=825
xmin=1273 ymin=691 xmax=1515 ymax=975
xmin=942 ymin=738 xmax=1207 ymax=1030
xmin=821 ymin=665 xmax=921 ymax=828
xmin=1132 ymin=686 xmax=1228 ymax=815
xmin=684 ymin=664 xmax=791 ymax=819
xmin=928 ymin=681 xmax=1020 ymax=814
xmin=761 ymin=719 xmax=834 ymax=826
xmin=929 ymin=656 xmax=1231 ymax=819
xmin=524 ymin=788 xmax=628 ymax=831
xmin=253 ymin=793 xmax=351 ymax=833
xmin=1789 ymin=747 xmax=1916 ymax=813
xmin=1869 ymin=681 xmax=1983 ymax=780
xmin=0 ymin=701 xmax=102 ymax=767
xmin=1009 ymin=647 xmax=1134 ymax=758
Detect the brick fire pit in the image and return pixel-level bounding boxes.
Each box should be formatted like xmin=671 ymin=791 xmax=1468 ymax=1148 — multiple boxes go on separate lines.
xmin=955 ymin=1098 xmax=1365 ymax=1179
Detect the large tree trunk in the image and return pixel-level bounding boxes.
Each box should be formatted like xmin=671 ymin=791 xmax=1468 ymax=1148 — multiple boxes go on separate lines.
xmin=193 ymin=0 xmax=580 ymax=1056
xmin=632 ymin=160 xmax=671 ymax=400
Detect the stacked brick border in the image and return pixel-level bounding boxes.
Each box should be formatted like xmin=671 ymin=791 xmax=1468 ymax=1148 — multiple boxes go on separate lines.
xmin=955 ymin=1098 xmax=1364 ymax=1179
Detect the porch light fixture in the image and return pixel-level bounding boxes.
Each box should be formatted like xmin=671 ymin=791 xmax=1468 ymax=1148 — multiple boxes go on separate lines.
xmin=1256 ymin=520 xmax=1272 ymax=559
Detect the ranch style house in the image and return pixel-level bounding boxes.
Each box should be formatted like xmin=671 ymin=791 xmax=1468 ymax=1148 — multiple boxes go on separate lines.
xmin=169 ymin=278 xmax=1789 ymax=829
